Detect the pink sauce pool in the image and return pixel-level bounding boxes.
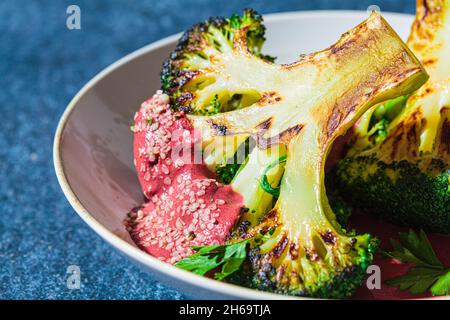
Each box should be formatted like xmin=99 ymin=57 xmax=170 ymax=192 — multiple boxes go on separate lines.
xmin=127 ymin=92 xmax=243 ymax=264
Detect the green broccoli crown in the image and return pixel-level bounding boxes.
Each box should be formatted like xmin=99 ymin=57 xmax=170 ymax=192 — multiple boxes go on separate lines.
xmin=169 ymin=10 xmax=428 ymax=298
xmin=161 ymin=8 xmax=274 ymax=114
xmin=336 ymin=156 xmax=450 ymax=233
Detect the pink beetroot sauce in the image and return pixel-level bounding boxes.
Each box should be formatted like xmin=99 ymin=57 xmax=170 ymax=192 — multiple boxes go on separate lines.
xmin=126 ymin=91 xmax=243 ymax=264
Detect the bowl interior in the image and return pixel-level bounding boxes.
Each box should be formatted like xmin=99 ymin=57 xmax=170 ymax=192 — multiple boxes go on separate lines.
xmin=55 ymin=11 xmax=414 ymax=298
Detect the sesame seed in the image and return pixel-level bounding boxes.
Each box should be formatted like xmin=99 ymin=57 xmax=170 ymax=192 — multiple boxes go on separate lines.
xmin=127 ymin=91 xmax=242 ymax=265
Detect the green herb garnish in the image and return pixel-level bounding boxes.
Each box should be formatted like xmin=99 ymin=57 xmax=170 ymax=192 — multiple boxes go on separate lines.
xmin=175 ymin=240 xmax=250 ymax=280
xmin=260 ymin=155 xmax=286 ymax=198
xmin=216 ymin=138 xmax=251 ymax=184
xmin=216 ymin=162 xmax=241 ymax=184
xmin=383 ymin=229 xmax=450 ymax=296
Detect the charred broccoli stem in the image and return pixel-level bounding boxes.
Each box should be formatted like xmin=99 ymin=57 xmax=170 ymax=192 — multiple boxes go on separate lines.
xmin=334 ymin=0 xmax=450 ymax=233
xmin=169 ymin=9 xmax=428 ymax=297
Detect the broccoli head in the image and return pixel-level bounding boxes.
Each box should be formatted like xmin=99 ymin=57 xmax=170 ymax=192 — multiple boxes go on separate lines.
xmin=161 ymin=8 xmax=274 ymax=115
xmin=335 ymin=0 xmax=450 ymax=233
xmin=169 ymin=10 xmax=428 ymax=297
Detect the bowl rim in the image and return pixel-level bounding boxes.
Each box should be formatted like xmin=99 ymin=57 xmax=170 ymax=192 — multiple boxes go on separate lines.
xmin=54 ymin=10 xmax=445 ymax=300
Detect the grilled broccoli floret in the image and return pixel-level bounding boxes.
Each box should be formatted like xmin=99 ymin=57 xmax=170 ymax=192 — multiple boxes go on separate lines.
xmin=335 ymin=0 xmax=450 ymax=234
xmin=326 ymin=175 xmax=353 ymax=226
xmin=170 ymin=10 xmax=428 ymax=298
xmin=161 ymin=8 xmax=274 ymax=114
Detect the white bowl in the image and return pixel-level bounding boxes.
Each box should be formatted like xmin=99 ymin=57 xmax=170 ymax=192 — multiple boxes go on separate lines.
xmin=54 ymin=10 xmax=414 ymax=299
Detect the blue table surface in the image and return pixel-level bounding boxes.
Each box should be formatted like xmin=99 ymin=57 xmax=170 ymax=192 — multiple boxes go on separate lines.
xmin=0 ymin=0 xmax=414 ymax=299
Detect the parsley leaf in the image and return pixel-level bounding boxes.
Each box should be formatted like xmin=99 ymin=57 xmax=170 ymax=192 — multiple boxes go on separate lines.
xmin=174 ymin=240 xmax=250 ymax=280
xmin=385 ymin=267 xmax=446 ymax=294
xmin=383 ymin=229 xmax=450 ymax=296
xmin=430 ymin=269 xmax=450 ymax=295
xmin=385 ymin=230 xmax=443 ymax=268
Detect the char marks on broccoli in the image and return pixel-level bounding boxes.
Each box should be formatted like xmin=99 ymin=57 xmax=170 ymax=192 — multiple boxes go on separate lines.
xmin=334 ymin=0 xmax=450 ymax=233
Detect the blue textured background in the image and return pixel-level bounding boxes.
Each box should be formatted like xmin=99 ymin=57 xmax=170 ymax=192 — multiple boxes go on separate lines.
xmin=0 ymin=0 xmax=414 ymax=299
